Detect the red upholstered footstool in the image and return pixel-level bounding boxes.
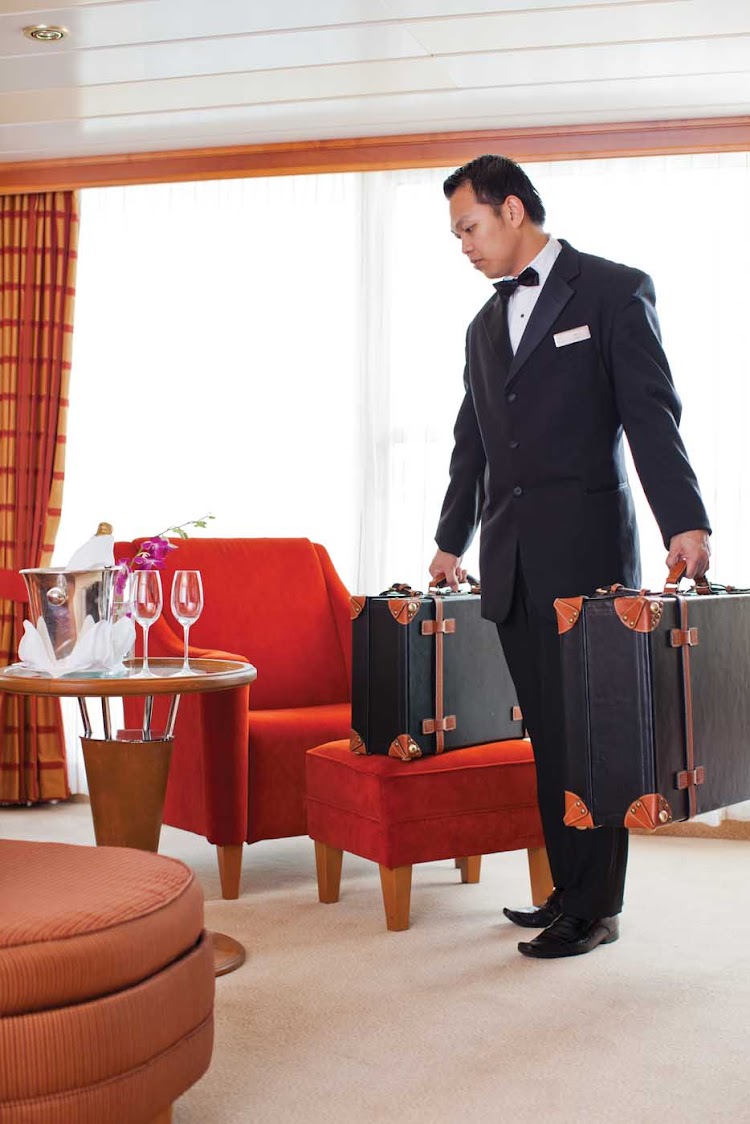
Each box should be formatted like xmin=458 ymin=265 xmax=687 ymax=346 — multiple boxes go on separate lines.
xmin=306 ymin=738 xmax=552 ymax=931
xmin=0 ymin=840 xmax=214 ymax=1124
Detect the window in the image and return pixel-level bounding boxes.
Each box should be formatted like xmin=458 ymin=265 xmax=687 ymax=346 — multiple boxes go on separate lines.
xmin=58 ymin=154 xmax=750 ymax=813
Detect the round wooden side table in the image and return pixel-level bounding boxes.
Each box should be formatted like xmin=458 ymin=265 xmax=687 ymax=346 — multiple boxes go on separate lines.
xmin=0 ymin=656 xmax=257 ymax=976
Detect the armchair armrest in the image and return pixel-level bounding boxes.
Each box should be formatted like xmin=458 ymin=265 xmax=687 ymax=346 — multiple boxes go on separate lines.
xmin=0 ymin=570 xmax=28 ymax=603
xmin=198 ymin=684 xmax=250 ymax=845
xmin=314 ymin=544 xmax=352 ymax=693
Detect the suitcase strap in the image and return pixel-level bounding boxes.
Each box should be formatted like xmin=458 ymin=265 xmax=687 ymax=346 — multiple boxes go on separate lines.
xmin=672 ymin=595 xmax=706 ymax=815
xmin=420 ymin=597 xmax=457 ymax=752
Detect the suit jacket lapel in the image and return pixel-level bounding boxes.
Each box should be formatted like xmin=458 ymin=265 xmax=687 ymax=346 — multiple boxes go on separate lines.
xmin=506 ymin=241 xmax=580 ymax=387
xmin=478 ymin=294 xmax=510 ymax=372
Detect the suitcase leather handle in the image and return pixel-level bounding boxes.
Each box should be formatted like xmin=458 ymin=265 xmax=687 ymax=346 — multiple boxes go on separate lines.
xmin=664 ymin=560 xmax=711 ymax=595
xmin=430 ymin=572 xmax=481 ymax=595
xmin=380 ymin=582 xmax=423 ymax=598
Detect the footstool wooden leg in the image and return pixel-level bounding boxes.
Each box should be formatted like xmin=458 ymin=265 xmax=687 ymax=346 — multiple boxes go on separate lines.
xmin=148 ymin=1106 xmax=172 ymax=1123
xmin=527 ymin=846 xmax=554 ymax=905
xmin=315 ymin=840 xmax=343 ymax=903
xmin=378 ymin=865 xmax=412 ymax=931
xmin=216 ymin=844 xmax=243 ymax=900
xmin=455 ymin=856 xmax=482 ymax=883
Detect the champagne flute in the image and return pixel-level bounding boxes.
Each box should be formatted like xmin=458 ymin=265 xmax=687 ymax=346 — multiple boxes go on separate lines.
xmin=131 ymin=570 xmax=163 ymax=678
xmin=171 ymin=570 xmax=204 ymax=675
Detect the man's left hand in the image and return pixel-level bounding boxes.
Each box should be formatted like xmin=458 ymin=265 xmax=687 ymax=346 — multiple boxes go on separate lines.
xmin=666 ymin=529 xmax=711 ymax=579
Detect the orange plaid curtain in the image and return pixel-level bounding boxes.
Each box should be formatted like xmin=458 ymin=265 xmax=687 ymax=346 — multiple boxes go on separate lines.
xmin=0 ymin=191 xmax=79 ymax=802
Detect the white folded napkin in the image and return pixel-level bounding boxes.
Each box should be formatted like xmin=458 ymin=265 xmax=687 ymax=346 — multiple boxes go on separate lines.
xmin=18 ymin=615 xmax=136 ymax=677
xmin=66 ymin=528 xmax=115 ymax=570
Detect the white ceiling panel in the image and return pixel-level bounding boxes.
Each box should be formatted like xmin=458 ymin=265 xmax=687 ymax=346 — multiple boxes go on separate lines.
xmin=379 ymin=0 xmax=663 ymax=14
xmin=0 ymin=1 xmax=748 ymax=165
xmin=443 ymin=37 xmax=750 ymax=88
xmin=0 ymin=0 xmax=122 ymax=11
xmin=409 ymin=2 xmax=750 ymax=55
xmin=0 ymin=0 xmax=395 ymax=54
xmin=0 ymin=25 xmax=429 ymax=90
xmin=3 ymin=71 xmax=749 ymax=162
xmin=0 ymin=57 xmax=458 ymax=126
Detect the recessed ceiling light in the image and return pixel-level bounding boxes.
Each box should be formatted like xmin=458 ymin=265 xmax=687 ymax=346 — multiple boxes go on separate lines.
xmin=23 ymin=24 xmax=68 ymax=42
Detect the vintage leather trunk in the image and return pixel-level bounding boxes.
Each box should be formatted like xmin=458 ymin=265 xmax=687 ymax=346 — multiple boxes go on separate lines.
xmin=556 ymin=572 xmax=750 ymax=829
xmin=350 ymin=586 xmax=523 ymax=759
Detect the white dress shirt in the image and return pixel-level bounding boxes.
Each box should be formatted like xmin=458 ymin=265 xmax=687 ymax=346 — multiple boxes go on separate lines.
xmin=495 ymin=236 xmax=562 ymax=354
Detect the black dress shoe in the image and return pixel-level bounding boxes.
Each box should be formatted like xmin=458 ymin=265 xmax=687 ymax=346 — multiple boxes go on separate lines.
xmin=518 ymin=913 xmax=619 ymax=959
xmin=503 ymin=888 xmax=563 ymax=929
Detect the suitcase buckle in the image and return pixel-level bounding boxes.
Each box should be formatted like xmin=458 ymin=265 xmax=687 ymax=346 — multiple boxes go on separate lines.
xmin=675 ymin=766 xmax=706 ymax=789
xmin=670 ymin=627 xmax=699 ymax=647
xmin=421 ymin=618 xmax=456 ymax=635
xmin=422 ymin=715 xmax=457 ymax=735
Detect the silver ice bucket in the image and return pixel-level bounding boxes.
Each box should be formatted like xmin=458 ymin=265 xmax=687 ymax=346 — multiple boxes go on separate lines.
xmin=20 ymin=567 xmax=118 ymax=662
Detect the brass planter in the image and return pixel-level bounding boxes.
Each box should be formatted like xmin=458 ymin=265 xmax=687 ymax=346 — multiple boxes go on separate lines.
xmin=81 ymin=730 xmax=173 ymax=852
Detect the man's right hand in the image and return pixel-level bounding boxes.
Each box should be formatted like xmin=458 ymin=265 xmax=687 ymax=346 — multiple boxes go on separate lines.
xmin=429 ymin=549 xmax=467 ymax=592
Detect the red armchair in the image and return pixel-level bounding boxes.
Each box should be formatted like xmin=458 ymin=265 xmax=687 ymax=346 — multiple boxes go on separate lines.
xmin=117 ymin=538 xmax=352 ymax=898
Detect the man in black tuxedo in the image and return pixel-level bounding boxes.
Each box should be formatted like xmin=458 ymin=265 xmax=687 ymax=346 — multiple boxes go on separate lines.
xmin=430 ymin=154 xmax=711 ymax=959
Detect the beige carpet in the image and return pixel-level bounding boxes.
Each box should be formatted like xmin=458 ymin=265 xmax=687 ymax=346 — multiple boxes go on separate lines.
xmin=3 ymin=801 xmax=749 ymax=1123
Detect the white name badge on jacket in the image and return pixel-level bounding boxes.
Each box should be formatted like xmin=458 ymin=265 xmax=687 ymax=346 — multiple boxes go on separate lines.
xmin=554 ymin=324 xmax=591 ymax=348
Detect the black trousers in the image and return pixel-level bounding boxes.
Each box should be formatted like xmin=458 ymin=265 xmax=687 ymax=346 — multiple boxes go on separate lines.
xmin=497 ymin=564 xmax=628 ymax=919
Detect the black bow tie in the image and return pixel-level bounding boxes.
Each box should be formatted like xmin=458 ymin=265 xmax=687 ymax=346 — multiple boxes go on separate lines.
xmin=493 ymin=266 xmax=539 ymax=301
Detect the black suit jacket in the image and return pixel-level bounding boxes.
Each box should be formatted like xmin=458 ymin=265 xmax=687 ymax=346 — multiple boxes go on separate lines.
xmin=435 ymin=240 xmax=711 ymax=622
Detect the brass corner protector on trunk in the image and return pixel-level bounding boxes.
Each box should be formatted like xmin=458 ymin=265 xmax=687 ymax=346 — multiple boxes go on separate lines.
xmin=614 ymin=595 xmax=663 ymax=632
xmin=388 ymin=599 xmax=420 ymax=625
xmin=349 ymin=730 xmax=366 ymax=754
xmin=554 ymin=597 xmax=583 ymax=634
xmin=388 ymin=734 xmax=422 ymax=761
xmin=564 ymin=790 xmax=595 ymax=828
xmin=350 ymin=596 xmax=366 ymax=620
xmin=623 ymin=793 xmax=673 ymax=829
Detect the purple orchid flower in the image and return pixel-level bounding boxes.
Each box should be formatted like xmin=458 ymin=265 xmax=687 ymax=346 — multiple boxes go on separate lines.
xmin=113 ymin=563 xmax=130 ymax=597
xmin=137 ymin=538 xmax=178 ymax=567
xmin=114 ymin=538 xmax=175 ymax=597
xmin=113 ymin=516 xmax=213 ymax=596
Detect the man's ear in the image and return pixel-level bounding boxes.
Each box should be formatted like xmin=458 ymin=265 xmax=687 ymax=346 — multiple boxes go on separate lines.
xmin=504 ymin=195 xmax=526 ymax=227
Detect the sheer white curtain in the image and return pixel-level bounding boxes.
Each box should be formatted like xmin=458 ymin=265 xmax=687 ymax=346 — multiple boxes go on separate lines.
xmin=57 ymin=170 xmax=484 ymax=592
xmin=58 ymin=154 xmax=750 ymax=810
xmin=57 ymin=174 xmax=360 ymax=576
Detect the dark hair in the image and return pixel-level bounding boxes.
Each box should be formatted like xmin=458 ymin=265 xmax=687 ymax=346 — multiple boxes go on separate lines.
xmin=443 ymin=154 xmax=546 ymax=226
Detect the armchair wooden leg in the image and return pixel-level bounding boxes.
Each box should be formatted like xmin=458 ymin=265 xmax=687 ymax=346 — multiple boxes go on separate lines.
xmin=527 ymin=846 xmax=554 ymax=905
xmin=378 ymin=865 xmax=412 ymax=931
xmin=455 ymin=856 xmax=482 ymax=883
xmin=217 ymin=844 xmax=243 ymax=900
xmin=314 ymin=840 xmax=343 ymax=903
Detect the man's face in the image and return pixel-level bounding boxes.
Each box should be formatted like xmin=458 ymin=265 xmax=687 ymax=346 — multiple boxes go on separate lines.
xmin=449 ymin=183 xmax=522 ymax=279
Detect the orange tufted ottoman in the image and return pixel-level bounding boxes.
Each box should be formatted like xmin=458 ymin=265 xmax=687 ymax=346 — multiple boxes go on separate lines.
xmin=306 ymin=738 xmax=552 ymax=931
xmin=0 ymin=840 xmax=214 ymax=1124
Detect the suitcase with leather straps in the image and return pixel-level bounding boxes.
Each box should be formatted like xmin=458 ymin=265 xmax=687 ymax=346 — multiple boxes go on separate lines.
xmin=350 ymin=576 xmax=523 ymax=760
xmin=556 ymin=561 xmax=750 ymax=828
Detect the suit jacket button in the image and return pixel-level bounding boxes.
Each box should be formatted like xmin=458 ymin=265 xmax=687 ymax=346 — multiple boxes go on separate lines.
xmin=513 ymin=486 xmax=523 ymax=497
xmin=509 ymin=440 xmax=519 ymax=449
xmin=507 ymin=392 xmax=517 ymax=402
